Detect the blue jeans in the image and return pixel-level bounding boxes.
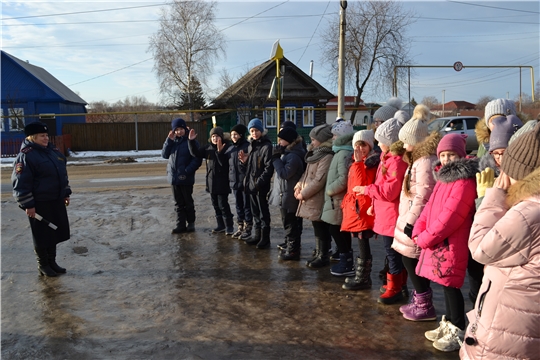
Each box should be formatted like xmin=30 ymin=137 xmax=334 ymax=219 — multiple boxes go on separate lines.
xmin=233 ymin=188 xmax=252 ymax=224
xmin=381 ymin=235 xmax=403 ymax=275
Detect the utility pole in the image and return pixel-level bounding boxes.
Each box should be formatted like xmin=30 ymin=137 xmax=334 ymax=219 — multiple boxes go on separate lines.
xmin=337 ymin=1 xmax=347 ymax=120
xmin=442 ymin=90 xmax=445 ymax=116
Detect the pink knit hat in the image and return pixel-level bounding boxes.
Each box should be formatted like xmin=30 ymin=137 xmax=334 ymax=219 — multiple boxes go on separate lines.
xmin=437 ymin=134 xmax=467 ymax=158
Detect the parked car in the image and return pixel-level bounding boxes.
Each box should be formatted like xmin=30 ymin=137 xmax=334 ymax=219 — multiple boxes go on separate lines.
xmin=427 ymin=116 xmax=480 ymax=153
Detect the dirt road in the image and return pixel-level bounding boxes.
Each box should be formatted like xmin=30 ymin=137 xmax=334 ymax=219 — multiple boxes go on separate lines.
xmin=1 ymin=162 xmax=466 ymax=359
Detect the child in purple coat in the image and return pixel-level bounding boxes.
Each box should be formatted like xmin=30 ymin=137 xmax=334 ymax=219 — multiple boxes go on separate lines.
xmin=411 ymin=134 xmax=477 ymax=352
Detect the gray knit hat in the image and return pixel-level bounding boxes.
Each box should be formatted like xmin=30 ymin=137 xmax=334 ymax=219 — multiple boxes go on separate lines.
xmin=489 ymin=115 xmax=522 ymax=151
xmin=352 ymin=130 xmax=375 ymax=150
xmin=209 ymin=126 xmax=224 ymax=139
xmin=394 ymin=110 xmax=411 ymax=126
xmin=501 ymin=122 xmax=540 ymax=180
xmin=375 ymin=118 xmax=402 ymax=147
xmin=484 ymin=99 xmax=517 ymax=127
xmin=373 ymin=97 xmax=403 ymax=122
xmin=509 ymin=119 xmax=538 ymax=145
xmin=309 ymin=124 xmax=333 ymax=143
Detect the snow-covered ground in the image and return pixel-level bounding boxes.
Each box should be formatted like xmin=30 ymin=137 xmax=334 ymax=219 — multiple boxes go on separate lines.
xmin=1 ymin=150 xmax=166 ymax=168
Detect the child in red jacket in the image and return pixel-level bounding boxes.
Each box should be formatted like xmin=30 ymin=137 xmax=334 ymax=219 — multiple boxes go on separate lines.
xmin=340 ymin=130 xmax=380 ymax=290
xmin=412 ymin=134 xmax=477 ymax=352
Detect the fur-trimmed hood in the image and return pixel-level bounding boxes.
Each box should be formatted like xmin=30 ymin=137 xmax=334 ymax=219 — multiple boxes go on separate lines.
xmin=434 ymin=157 xmax=479 ymax=183
xmin=389 ymin=140 xmax=406 ymax=156
xmin=365 ymin=149 xmax=381 ymax=169
xmin=478 ymin=153 xmax=500 ymax=177
xmin=507 ymin=166 xmax=540 ymax=207
xmin=332 ymin=132 xmax=355 ymax=149
xmin=475 ymin=118 xmax=491 ymax=145
xmin=404 ymin=131 xmax=441 ymax=164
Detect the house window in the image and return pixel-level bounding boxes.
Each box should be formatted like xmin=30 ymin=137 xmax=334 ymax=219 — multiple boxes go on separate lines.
xmin=284 ymin=107 xmax=296 ymax=125
xmin=9 ymin=108 xmax=24 ymax=131
xmin=264 ymin=107 xmax=277 ymax=128
xmin=302 ymin=106 xmax=314 ymax=127
xmin=0 ymin=109 xmax=4 ymax=132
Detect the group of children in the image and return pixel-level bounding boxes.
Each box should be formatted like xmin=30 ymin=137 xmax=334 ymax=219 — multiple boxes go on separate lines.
xmin=162 ymin=98 xmax=540 ymax=357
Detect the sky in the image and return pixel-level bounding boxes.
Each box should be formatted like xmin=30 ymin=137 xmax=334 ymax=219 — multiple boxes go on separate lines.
xmin=2 ymin=0 xmax=539 ymax=107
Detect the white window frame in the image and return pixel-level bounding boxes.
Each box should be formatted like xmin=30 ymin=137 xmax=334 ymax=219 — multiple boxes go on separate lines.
xmin=0 ymin=109 xmax=4 ymax=132
xmin=9 ymin=108 xmax=24 ymax=132
xmin=264 ymin=107 xmax=277 ymax=128
xmin=284 ymin=107 xmax=296 ymax=125
xmin=302 ymin=106 xmax=315 ymax=127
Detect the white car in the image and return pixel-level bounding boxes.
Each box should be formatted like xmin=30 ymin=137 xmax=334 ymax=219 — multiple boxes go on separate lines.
xmin=427 ymin=116 xmax=480 ymax=153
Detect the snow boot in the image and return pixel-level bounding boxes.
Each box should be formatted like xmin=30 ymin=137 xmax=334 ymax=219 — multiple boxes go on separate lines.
xmin=245 ymin=227 xmax=260 ymax=245
xmin=330 ymin=251 xmax=355 ymax=277
xmin=307 ymin=236 xmax=330 ymax=268
xmin=225 ymin=216 xmax=235 ymax=236
xmin=212 ymin=216 xmax=226 ymax=233
xmin=256 ymin=227 xmax=271 ymax=249
xmin=34 ymin=248 xmax=57 ymax=277
xmin=186 ymin=222 xmax=195 ymax=232
xmin=342 ymin=257 xmax=372 ymax=290
xmin=232 ymin=222 xmax=244 ymax=238
xmin=401 ymin=288 xmax=437 ymax=321
xmin=240 ymin=222 xmax=253 ymax=241
xmin=433 ymin=321 xmax=464 ymax=352
xmin=47 ymin=246 xmax=66 ymax=274
xmin=378 ymin=271 xmax=404 ymax=304
xmin=172 ymin=209 xmax=187 ymax=234
xmin=279 ymin=237 xmax=300 ymax=261
xmin=379 ymin=268 xmax=409 ymax=298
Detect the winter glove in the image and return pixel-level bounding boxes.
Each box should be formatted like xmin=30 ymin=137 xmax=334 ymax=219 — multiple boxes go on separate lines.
xmin=272 ymin=145 xmax=284 ymax=160
xmin=404 ymin=223 xmax=414 ymax=239
xmin=476 ymin=167 xmax=495 ymax=198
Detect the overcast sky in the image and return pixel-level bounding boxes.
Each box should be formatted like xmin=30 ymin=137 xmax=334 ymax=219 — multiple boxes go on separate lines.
xmin=2 ymin=1 xmax=538 ymax=107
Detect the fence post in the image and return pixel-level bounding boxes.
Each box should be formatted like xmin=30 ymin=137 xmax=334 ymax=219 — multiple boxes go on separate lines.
xmin=134 ymin=113 xmax=139 ymax=151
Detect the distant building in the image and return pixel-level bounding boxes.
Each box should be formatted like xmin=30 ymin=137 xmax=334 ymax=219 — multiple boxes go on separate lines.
xmin=1 ymin=50 xmax=87 ymax=143
xmin=208 ymin=57 xmax=334 ymax=138
xmin=431 ymin=101 xmax=476 ymax=117
xmin=325 ymin=96 xmax=373 ymax=126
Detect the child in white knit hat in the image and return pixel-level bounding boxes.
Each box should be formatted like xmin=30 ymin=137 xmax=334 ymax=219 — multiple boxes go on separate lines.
xmin=340 ymin=130 xmax=381 ymax=290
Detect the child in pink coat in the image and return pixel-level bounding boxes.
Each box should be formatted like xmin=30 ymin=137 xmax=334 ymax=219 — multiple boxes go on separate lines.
xmin=412 ymin=134 xmax=477 ymax=352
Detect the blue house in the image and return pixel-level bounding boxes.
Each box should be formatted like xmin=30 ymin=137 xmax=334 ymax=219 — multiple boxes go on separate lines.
xmin=1 ymin=50 xmax=87 ymax=144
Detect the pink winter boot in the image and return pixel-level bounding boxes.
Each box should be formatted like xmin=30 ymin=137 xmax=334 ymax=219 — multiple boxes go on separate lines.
xmin=401 ymin=288 xmax=437 ymax=321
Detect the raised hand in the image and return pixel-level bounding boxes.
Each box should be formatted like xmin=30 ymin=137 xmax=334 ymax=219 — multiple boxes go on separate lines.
xmin=188 ymin=128 xmax=197 ymax=140
xmin=476 ymin=167 xmax=495 ymax=197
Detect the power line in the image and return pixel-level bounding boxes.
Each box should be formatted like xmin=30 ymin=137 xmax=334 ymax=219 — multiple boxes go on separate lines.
xmin=68 ymin=58 xmax=153 ymax=86
xmin=2 ymin=3 xmax=167 ymax=20
xmin=447 ymin=1 xmax=540 ymax=14
xmin=296 ymin=1 xmax=331 ymax=65
xmin=219 ymin=0 xmax=291 ymax=32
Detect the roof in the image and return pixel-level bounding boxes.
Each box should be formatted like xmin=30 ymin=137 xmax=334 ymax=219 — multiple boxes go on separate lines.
xmin=431 ymin=100 xmax=476 ymax=110
xmin=2 ymin=51 xmax=87 ymax=105
xmin=211 ymin=56 xmax=334 ymax=107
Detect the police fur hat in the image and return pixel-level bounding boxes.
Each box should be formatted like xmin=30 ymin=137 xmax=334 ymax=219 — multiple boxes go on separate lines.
xmin=24 ymin=121 xmax=48 ymax=136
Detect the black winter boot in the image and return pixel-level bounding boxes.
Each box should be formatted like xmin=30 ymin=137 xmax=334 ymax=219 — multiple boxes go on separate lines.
xmin=225 ymin=217 xmax=235 ymax=236
xmin=342 ymin=257 xmax=372 ymax=290
xmin=212 ymin=217 xmax=226 ymax=233
xmin=186 ymin=222 xmax=195 ymax=232
xmin=245 ymin=227 xmax=261 ymax=245
xmin=308 ymin=236 xmax=330 ymax=268
xmin=47 ymin=246 xmax=66 ymax=274
xmin=256 ymin=227 xmax=271 ymax=249
xmin=35 ymin=248 xmax=57 ymax=277
xmin=172 ymin=209 xmax=187 ymax=234
xmin=240 ymin=222 xmax=253 ymax=241
xmin=279 ymin=237 xmax=300 ymax=260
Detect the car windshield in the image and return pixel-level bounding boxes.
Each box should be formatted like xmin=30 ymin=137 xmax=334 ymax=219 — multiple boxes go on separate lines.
xmin=428 ymin=119 xmax=449 ymax=132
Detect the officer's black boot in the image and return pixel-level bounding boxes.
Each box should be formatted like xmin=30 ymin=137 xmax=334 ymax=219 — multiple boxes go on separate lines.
xmin=47 ymin=245 xmax=66 ymax=274
xmin=35 ymin=248 xmax=57 ymax=277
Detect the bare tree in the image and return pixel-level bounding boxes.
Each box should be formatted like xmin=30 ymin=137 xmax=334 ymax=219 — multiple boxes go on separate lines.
xmin=476 ymin=95 xmax=495 ymax=110
xmin=421 ymin=96 xmax=439 ymax=109
xmin=320 ymin=0 xmax=415 ymax=121
xmin=148 ymin=0 xmax=226 ymax=121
